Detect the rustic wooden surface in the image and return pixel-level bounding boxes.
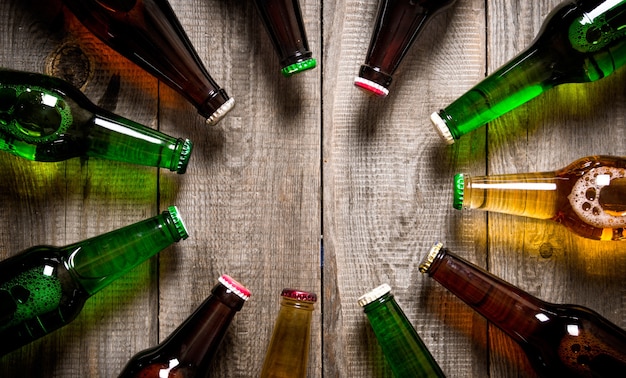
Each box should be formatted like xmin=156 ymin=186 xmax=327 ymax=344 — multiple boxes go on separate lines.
xmin=0 ymin=0 xmax=624 ymax=376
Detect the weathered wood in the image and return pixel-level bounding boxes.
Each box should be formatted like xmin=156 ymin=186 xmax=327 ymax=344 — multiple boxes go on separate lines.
xmin=0 ymin=0 xmax=625 ymax=376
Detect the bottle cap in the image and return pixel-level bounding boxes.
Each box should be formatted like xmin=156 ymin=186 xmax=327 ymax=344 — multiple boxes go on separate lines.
xmin=175 ymin=139 xmax=193 ymax=174
xmin=167 ymin=205 xmax=189 ymax=240
xmin=219 ymin=274 xmax=251 ymax=301
xmin=357 ymin=283 xmax=391 ymax=307
xmin=430 ymin=111 xmax=454 ymax=145
xmin=353 ymin=77 xmax=389 ymax=97
xmin=281 ymin=58 xmax=317 ymax=77
xmin=453 ymin=173 xmax=465 ymax=210
xmin=280 ymin=288 xmax=317 ymax=302
xmin=419 ymin=241 xmax=444 ymax=274
xmin=206 ymin=97 xmax=235 ymax=126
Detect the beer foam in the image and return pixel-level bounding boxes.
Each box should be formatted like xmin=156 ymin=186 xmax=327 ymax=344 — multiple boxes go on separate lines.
xmin=568 ymin=166 xmax=626 ymax=228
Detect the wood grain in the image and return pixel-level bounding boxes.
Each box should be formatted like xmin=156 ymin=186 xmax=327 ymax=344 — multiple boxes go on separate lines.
xmin=0 ymin=0 xmax=624 ymax=376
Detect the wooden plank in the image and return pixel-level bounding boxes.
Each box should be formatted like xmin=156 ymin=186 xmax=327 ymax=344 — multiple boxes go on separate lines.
xmin=322 ymin=0 xmax=488 ymax=376
xmin=0 ymin=0 xmax=161 ymax=376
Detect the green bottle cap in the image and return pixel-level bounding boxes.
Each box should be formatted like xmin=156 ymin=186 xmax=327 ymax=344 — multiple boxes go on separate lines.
xmin=357 ymin=283 xmax=391 ymax=307
xmin=176 ymin=139 xmax=193 ymax=174
xmin=453 ymin=173 xmax=465 ymax=210
xmin=281 ymin=58 xmax=317 ymax=77
xmin=167 ymin=205 xmax=189 ymax=240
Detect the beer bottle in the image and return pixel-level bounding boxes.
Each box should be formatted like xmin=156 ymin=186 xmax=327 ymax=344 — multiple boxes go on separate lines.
xmin=0 ymin=69 xmax=193 ymax=174
xmin=358 ymin=283 xmax=446 ymax=378
xmin=253 ymin=0 xmax=317 ymax=77
xmin=0 ymin=206 xmax=189 ymax=356
xmin=453 ymin=155 xmax=626 ymax=241
xmin=355 ymin=0 xmax=457 ymax=97
xmin=117 ymin=274 xmax=250 ymax=378
xmin=60 ymin=0 xmax=234 ymax=125
xmin=430 ymin=0 xmax=626 ymax=144
xmin=419 ymin=241 xmax=626 ymax=377
xmin=259 ymin=289 xmax=316 ymax=378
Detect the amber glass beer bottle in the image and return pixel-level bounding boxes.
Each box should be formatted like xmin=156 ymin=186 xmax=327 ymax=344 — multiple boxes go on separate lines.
xmin=0 ymin=69 xmax=192 ymax=173
xmin=358 ymin=284 xmax=446 ymax=377
xmin=355 ymin=0 xmax=457 ymax=97
xmin=61 ymin=0 xmax=234 ymax=125
xmin=430 ymin=0 xmax=626 ymax=144
xmin=453 ymin=155 xmax=626 ymax=241
xmin=419 ymin=242 xmax=626 ymax=377
xmin=260 ymin=289 xmax=316 ymax=378
xmin=117 ymin=274 xmax=250 ymax=378
xmin=253 ymin=0 xmax=317 ymax=77
xmin=0 ymin=206 xmax=189 ymax=357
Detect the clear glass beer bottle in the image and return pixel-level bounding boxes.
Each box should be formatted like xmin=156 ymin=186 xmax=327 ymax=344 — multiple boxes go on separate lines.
xmin=0 ymin=69 xmax=193 ymax=173
xmin=117 ymin=274 xmax=250 ymax=378
xmin=419 ymin=241 xmax=626 ymax=377
xmin=61 ymin=0 xmax=234 ymax=125
xmin=0 ymin=206 xmax=189 ymax=357
xmin=453 ymin=155 xmax=626 ymax=241
xmin=259 ymin=289 xmax=316 ymax=378
xmin=252 ymin=0 xmax=317 ymax=77
xmin=358 ymin=283 xmax=446 ymax=377
xmin=355 ymin=0 xmax=457 ymax=97
xmin=430 ymin=0 xmax=626 ymax=144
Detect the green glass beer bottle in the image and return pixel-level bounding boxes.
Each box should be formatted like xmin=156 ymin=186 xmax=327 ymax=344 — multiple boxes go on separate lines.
xmin=0 ymin=206 xmax=189 ymax=357
xmin=453 ymin=155 xmax=626 ymax=241
xmin=0 ymin=69 xmax=193 ymax=173
xmin=358 ymin=284 xmax=446 ymax=378
xmin=419 ymin=242 xmax=626 ymax=377
xmin=430 ymin=0 xmax=626 ymax=144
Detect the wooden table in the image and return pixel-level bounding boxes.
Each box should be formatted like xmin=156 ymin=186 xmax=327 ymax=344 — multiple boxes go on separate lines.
xmin=1 ymin=0 xmax=625 ymax=376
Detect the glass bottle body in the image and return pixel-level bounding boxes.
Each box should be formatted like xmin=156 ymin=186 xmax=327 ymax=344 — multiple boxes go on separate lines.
xmin=61 ymin=0 xmax=234 ymax=125
xmin=260 ymin=289 xmax=316 ymax=378
xmin=358 ymin=284 xmax=446 ymax=378
xmin=455 ymin=155 xmax=626 ymax=240
xmin=117 ymin=275 xmax=250 ymax=378
xmin=431 ymin=0 xmax=626 ymax=143
xmin=0 ymin=69 xmax=192 ymax=173
xmin=0 ymin=206 xmax=188 ymax=356
xmin=419 ymin=242 xmax=626 ymax=377
xmin=355 ymin=0 xmax=457 ymax=97
xmin=253 ymin=0 xmax=316 ymax=77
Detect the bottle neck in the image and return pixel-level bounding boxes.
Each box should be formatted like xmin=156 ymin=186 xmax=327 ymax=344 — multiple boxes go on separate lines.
xmin=421 ymin=244 xmax=550 ymax=344
xmin=86 ymin=114 xmax=192 ymax=174
xmin=154 ymin=282 xmax=246 ymax=368
xmin=363 ymin=293 xmax=445 ymax=377
xmin=460 ymin=171 xmax=562 ymax=219
xmin=260 ymin=298 xmax=315 ymax=378
xmin=62 ymin=210 xmax=184 ymax=295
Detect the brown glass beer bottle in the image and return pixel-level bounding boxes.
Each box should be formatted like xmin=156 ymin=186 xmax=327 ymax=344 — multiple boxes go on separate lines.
xmin=117 ymin=274 xmax=250 ymax=378
xmin=61 ymin=0 xmax=234 ymax=125
xmin=355 ymin=0 xmax=457 ymax=97
xmin=252 ymin=0 xmax=317 ymax=77
xmin=419 ymin=241 xmax=626 ymax=377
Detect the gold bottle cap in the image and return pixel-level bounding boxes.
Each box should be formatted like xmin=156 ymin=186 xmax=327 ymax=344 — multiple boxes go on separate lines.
xmin=419 ymin=242 xmax=444 ymax=273
xmin=357 ymin=283 xmax=391 ymax=307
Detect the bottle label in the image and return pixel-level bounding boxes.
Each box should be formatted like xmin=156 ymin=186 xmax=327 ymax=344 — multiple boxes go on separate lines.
xmin=0 ymin=265 xmax=63 ymax=331
xmin=569 ymin=3 xmax=626 ymax=53
xmin=568 ymin=166 xmax=626 ymax=228
xmin=0 ymin=85 xmax=73 ymax=144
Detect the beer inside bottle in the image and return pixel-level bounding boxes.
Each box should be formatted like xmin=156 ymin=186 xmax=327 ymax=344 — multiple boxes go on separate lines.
xmin=454 ymin=155 xmax=626 ymax=241
xmin=431 ymin=0 xmax=626 ymax=143
xmin=0 ymin=69 xmax=192 ymax=173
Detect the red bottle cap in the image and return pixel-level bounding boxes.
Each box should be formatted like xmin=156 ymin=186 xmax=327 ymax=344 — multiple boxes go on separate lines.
xmin=219 ymin=274 xmax=251 ymax=301
xmin=280 ymin=288 xmax=317 ymax=302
